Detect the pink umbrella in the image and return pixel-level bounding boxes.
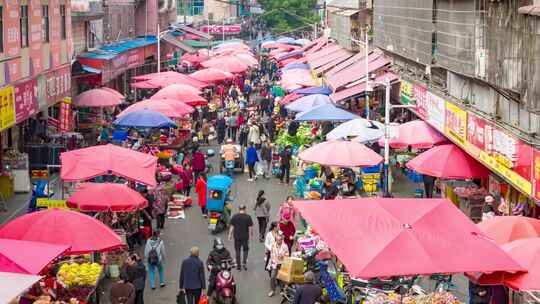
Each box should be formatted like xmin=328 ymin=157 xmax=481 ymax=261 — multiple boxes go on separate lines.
xmin=145 ymin=74 xmax=207 ymax=89
xmin=152 ymin=84 xmax=202 ymax=99
xmin=180 ymin=52 xmax=209 ymax=65
xmin=201 ymin=56 xmax=249 ymax=74
xmin=477 ymin=216 xmax=540 ymax=245
xmin=67 ymin=183 xmax=148 ymax=212
xmin=214 ymin=48 xmax=254 ymax=57
xmin=100 ymin=87 xmax=125 ymax=99
xmin=60 ymin=144 xmax=157 ymax=186
xmin=190 ymin=68 xmax=234 ymax=83
xmin=132 ymin=71 xmax=185 ymax=81
xmin=0 ymin=239 xmax=69 ymax=274
xmin=299 ymin=140 xmax=383 ymax=167
xmin=0 ymin=209 xmax=124 ymax=255
xmin=406 ymin=144 xmax=488 ymax=179
xmin=118 ymin=99 xmax=194 ymax=118
xmin=233 ymin=53 xmax=259 ymax=67
xmin=215 ymin=42 xmax=250 ymax=50
xmin=293 ymin=198 xmax=525 ymax=278
xmin=379 ymin=120 xmax=448 ymax=149
xmin=73 ymin=88 xmax=124 ymax=107
xmin=131 ymin=81 xmax=157 ymax=89
xmin=279 ymin=93 xmax=303 ymax=105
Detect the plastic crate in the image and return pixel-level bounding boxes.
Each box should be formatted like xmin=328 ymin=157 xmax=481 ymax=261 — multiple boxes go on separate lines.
xmin=361 ymin=165 xmax=381 ymax=174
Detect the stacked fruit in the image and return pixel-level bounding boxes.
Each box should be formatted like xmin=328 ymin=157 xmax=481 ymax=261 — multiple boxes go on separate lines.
xmin=57 ymin=262 xmax=102 ymax=288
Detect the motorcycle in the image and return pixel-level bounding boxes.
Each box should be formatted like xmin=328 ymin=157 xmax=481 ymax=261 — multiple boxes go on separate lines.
xmin=212 ymin=259 xmax=237 ymax=304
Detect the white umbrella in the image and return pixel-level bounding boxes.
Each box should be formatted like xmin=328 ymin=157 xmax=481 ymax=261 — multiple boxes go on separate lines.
xmin=0 ymin=272 xmax=41 ymax=303
xmin=326 ymin=118 xmax=384 ymax=143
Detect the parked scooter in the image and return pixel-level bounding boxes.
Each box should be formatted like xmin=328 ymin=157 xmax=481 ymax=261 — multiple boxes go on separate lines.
xmin=212 ymin=259 xmax=237 ymax=304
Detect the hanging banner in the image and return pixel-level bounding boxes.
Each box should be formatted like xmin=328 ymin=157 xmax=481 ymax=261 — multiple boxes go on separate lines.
xmin=445 ymin=101 xmax=467 ymax=144
xmin=127 ymin=48 xmax=144 ymax=69
xmin=59 ymin=97 xmax=72 ymax=131
xmin=45 ymin=64 xmax=71 ymax=106
xmin=425 ymin=92 xmax=445 ymax=132
xmin=0 ymin=86 xmax=16 ymax=130
xmin=14 ymin=78 xmax=39 ymax=123
xmin=201 ymin=25 xmax=242 ymax=34
xmin=399 ymin=80 xmax=413 ymax=105
xmin=413 ymin=83 xmax=427 ymax=119
xmin=533 ymin=150 xmax=540 ymax=200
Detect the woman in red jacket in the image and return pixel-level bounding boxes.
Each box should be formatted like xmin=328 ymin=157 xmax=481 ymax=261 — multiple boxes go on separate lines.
xmin=195 ymin=173 xmax=208 ymax=218
xmin=279 ymin=212 xmax=296 ymax=254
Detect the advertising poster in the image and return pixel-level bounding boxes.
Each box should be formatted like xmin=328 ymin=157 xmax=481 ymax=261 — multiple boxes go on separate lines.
xmin=413 ymin=83 xmax=427 ymax=119
xmin=0 ymin=85 xmax=16 ymax=130
xmin=445 ymin=101 xmax=467 ymax=144
xmin=14 ymin=78 xmax=39 ymax=123
xmin=4 ymin=0 xmax=21 ymax=83
xmin=29 ymin=0 xmax=43 ymax=74
xmin=425 ymin=92 xmax=445 ymax=132
xmin=399 ymin=80 xmax=413 ymax=105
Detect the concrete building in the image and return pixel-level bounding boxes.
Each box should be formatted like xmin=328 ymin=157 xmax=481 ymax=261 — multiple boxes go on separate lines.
xmin=326 ymin=0 xmax=371 ymax=51
xmin=175 ymin=0 xmax=239 ymax=25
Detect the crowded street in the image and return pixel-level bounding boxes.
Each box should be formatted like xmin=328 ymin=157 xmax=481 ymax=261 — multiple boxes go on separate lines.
xmin=3 ymin=2 xmax=540 ymax=304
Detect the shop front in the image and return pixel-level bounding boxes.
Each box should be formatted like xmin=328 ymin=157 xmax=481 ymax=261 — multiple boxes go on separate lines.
xmin=399 ymin=78 xmax=538 ymax=218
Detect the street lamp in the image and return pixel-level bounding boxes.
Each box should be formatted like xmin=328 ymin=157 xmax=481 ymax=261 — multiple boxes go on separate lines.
xmin=372 ymin=77 xmax=415 ymax=195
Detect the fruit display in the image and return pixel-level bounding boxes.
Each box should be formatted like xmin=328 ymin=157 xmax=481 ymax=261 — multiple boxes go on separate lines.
xmin=57 ymin=262 xmax=102 ymax=288
xmin=366 ymin=292 xmax=462 ymax=304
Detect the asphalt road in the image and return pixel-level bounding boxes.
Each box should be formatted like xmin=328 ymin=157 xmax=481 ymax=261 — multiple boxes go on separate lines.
xmin=144 ymin=147 xmax=290 ymax=304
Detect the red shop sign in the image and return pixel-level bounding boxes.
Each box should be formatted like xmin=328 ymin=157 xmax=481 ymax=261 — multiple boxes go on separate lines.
xmin=413 ymin=83 xmax=427 ymax=119
xmin=14 ymin=78 xmax=38 ymax=123
xmin=201 ymin=25 xmax=242 ymax=34
xmin=533 ymin=149 xmax=540 ymax=200
xmin=45 ymin=64 xmax=71 ymax=106
xmin=127 ymin=48 xmax=144 ymax=69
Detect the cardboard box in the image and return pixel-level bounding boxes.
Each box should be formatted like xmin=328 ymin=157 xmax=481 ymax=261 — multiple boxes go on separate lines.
xmin=277 ymin=257 xmax=305 ymax=283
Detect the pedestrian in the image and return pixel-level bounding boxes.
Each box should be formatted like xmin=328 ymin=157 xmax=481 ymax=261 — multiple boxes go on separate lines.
xmin=248 ymin=122 xmax=261 ymax=146
xmin=144 ymin=231 xmax=166 ymax=289
xmin=180 ymin=163 xmax=194 ymax=197
xmin=110 ymin=273 xmax=135 ymax=304
xmin=152 ymin=180 xmax=168 ymax=230
xmin=179 ymin=247 xmax=206 ymax=304
xmin=253 ymin=190 xmax=271 ymax=242
xmin=228 ymin=112 xmax=238 ymax=140
xmin=280 ymin=145 xmax=292 ymax=184
xmin=266 ymin=116 xmax=276 ymax=142
xmin=201 ymin=119 xmax=210 ymax=145
xmin=293 ymin=271 xmax=324 ymax=304
xmin=195 ymin=173 xmax=208 ymax=218
xmin=191 ymin=149 xmax=206 ymax=182
xmin=228 ymin=204 xmax=254 ymax=271
xmin=216 ymin=114 xmax=227 ymax=145
xmin=246 ymin=142 xmax=259 ymax=182
xmin=264 ymin=222 xmax=279 ymax=276
xmin=279 ymin=212 xmax=296 ymax=254
xmin=123 ymin=254 xmax=146 ymax=304
xmin=260 ymin=140 xmax=272 ymax=178
xmin=238 ymin=123 xmax=249 ymax=147
xmin=268 ymin=235 xmax=289 ymax=297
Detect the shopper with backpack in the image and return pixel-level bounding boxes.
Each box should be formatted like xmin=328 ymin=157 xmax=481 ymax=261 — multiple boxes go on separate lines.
xmin=145 ymin=231 xmax=166 ymax=289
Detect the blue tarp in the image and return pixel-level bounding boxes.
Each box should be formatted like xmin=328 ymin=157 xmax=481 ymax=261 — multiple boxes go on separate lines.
xmin=277 ymin=37 xmax=296 ymax=44
xmin=207 ymin=175 xmax=233 ymax=191
xmin=79 ymin=36 xmax=157 ymax=60
xmin=295 ymin=103 xmax=359 ymax=122
xmin=113 ymin=109 xmax=177 ymax=128
xmin=282 ymin=63 xmax=310 ymax=71
xmin=294 ymin=85 xmax=332 ymax=96
xmin=278 ymin=50 xmax=304 ymax=61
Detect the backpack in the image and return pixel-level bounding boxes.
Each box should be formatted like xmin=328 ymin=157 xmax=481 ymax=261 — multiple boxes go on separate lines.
xmin=148 ymin=241 xmax=161 ymax=265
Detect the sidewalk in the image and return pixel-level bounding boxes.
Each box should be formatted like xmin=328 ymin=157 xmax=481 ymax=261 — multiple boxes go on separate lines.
xmin=0 ymin=192 xmax=31 ymax=225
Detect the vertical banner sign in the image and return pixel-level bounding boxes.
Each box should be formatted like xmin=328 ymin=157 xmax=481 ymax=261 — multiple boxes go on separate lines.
xmin=0 ymin=86 xmax=16 ymax=130
xmin=444 ymin=101 xmax=467 ymax=144
xmin=399 ymin=80 xmax=413 ymax=105
xmin=534 ymin=150 xmax=540 ymax=200
xmin=426 ymin=92 xmax=446 ymax=132
xmin=59 ymin=97 xmax=72 ymax=131
xmin=413 ymin=84 xmax=427 ymax=119
xmin=4 ymin=1 xmax=21 ymax=83
xmin=14 ymin=78 xmax=39 ymax=123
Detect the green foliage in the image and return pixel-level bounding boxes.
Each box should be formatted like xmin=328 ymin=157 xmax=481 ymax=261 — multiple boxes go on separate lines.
xmin=258 ymin=0 xmax=319 ymax=34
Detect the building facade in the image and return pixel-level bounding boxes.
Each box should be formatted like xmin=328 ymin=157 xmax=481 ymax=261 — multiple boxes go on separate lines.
xmin=371 ymin=0 xmax=540 ymax=204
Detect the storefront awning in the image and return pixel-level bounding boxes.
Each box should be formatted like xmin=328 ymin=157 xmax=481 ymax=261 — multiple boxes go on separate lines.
xmin=326 ymin=51 xmax=364 ymax=76
xmin=327 ymin=50 xmax=390 ymax=90
xmin=305 ymin=37 xmax=329 ymax=55
xmin=330 ymin=72 xmax=398 ymax=102
xmin=314 ymin=51 xmax=354 ymax=75
xmin=306 ymin=43 xmax=341 ymax=62
xmin=311 ymin=47 xmax=353 ymax=70
xmin=335 ymin=9 xmax=359 ymax=17
xmin=162 ymin=34 xmax=196 ymax=53
xmin=82 ymin=65 xmax=101 ymax=74
xmin=175 ymin=25 xmax=213 ymax=40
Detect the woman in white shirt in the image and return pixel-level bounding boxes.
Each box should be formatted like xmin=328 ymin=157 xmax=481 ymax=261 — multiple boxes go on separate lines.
xmin=268 ymin=235 xmax=289 ymax=297
xmin=264 ymin=222 xmax=279 ymax=276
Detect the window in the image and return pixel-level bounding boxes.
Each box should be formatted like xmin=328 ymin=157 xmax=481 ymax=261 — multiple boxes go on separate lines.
xmin=0 ymin=7 xmax=4 ymax=52
xmin=177 ymin=0 xmax=204 ymax=16
xmin=60 ymin=4 xmax=66 ymax=39
xmin=42 ymin=5 xmax=49 ymax=42
xmin=20 ymin=5 xmax=28 ymax=48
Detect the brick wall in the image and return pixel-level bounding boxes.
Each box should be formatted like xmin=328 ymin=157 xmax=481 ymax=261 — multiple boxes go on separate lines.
xmin=72 ymin=21 xmax=87 ymax=55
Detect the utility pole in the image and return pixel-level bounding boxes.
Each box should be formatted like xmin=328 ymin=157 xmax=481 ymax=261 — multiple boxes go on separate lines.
xmin=183 ymin=0 xmax=188 ymax=24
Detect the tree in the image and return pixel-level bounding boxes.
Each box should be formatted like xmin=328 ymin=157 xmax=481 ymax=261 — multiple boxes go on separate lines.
xmin=258 ymin=0 xmax=319 ymax=34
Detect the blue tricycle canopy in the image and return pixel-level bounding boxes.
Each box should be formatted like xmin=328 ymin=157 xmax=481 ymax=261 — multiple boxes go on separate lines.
xmin=207 ymin=175 xmax=233 ymax=191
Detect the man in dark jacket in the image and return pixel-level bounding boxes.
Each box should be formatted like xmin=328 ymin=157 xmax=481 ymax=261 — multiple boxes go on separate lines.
xmin=216 ymin=115 xmax=227 ymax=145
xmin=179 ymin=247 xmax=206 ymax=304
xmin=293 ymin=271 xmax=323 ymax=304
xmin=280 ymin=145 xmax=292 ymax=184
xmin=110 ymin=274 xmax=136 ymax=304
xmin=206 ymin=238 xmax=232 ymax=297
xmin=123 ymin=254 xmax=146 ymax=304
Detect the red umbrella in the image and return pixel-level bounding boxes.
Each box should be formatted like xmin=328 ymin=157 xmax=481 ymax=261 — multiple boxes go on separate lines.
xmin=73 ymin=88 xmax=124 ymax=107
xmin=152 ymin=84 xmax=202 ymax=99
xmin=406 ymin=144 xmax=488 ymax=179
xmin=0 ymin=239 xmax=69 ymax=274
xmin=100 ymin=87 xmax=125 ymax=99
xmin=468 ymin=238 xmax=540 ymax=291
xmin=214 ymin=48 xmax=254 ymax=57
xmin=190 ymin=68 xmax=234 ymax=83
xmin=60 ymin=144 xmax=157 ymax=187
xmin=131 ymin=81 xmax=157 ymax=89
xmin=132 ymin=71 xmax=185 ymax=81
xmin=379 ymin=120 xmax=448 ymax=149
xmin=145 ymin=74 xmax=207 ymax=89
xmin=201 ymin=56 xmax=249 ymax=74
xmin=117 ymin=99 xmax=194 ymax=118
xmin=477 ymin=216 xmax=540 ymax=245
xmin=279 ymin=93 xmax=303 ymax=105
xmin=66 ymin=183 xmax=148 ymax=212
xmin=233 ymin=53 xmax=259 ymax=67
xmin=180 ymin=52 xmax=209 ymax=65
xmin=0 ymin=209 xmax=124 ymax=255
xmin=299 ymin=140 xmax=383 ymax=167
xmin=152 ymin=89 xmax=207 ymax=106
xmin=293 ymin=198 xmax=524 ymax=278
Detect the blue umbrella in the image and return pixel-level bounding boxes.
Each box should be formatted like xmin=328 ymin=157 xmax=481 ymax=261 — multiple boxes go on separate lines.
xmin=286 ymin=94 xmax=331 ymax=112
xmin=278 ymin=50 xmax=304 ymax=61
xmin=282 ymin=63 xmax=310 ymax=71
xmin=113 ymin=109 xmax=177 ymax=128
xmin=295 ymin=103 xmax=359 ymax=122
xmin=294 ymin=85 xmax=332 ymax=96
xmin=277 ymin=37 xmax=296 ymax=44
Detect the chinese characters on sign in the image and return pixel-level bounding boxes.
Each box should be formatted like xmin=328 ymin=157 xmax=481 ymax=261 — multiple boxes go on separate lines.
xmin=14 ymin=78 xmax=39 ymax=123
xmin=45 ymin=65 xmax=71 ymax=106
xmin=59 ymin=97 xmax=72 ymax=132
xmin=0 ymin=86 xmax=16 ymax=131
xmin=399 ymin=80 xmax=413 ymax=105
xmin=200 ymin=25 xmax=242 ymax=34
xmin=444 ymin=101 xmax=467 ymax=144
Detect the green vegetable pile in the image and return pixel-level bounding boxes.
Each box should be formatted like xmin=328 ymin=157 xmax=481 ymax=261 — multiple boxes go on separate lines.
xmin=275 ymin=125 xmax=313 ymax=147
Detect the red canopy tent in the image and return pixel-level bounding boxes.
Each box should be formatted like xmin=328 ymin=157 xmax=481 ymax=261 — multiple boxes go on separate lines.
xmin=60 ymin=144 xmax=157 ymax=187
xmin=299 ymin=140 xmax=383 ymax=167
xmin=200 ymin=56 xmax=249 ymax=74
xmin=73 ymin=88 xmax=124 ymax=107
xmin=0 ymin=209 xmax=124 ymax=255
xmin=152 ymin=84 xmax=202 ymax=99
xmin=0 ymin=239 xmax=69 ymax=274
xmin=190 ymin=68 xmax=234 ymax=83
xmin=132 ymin=71 xmax=187 ymax=81
xmin=406 ymin=144 xmax=489 ymax=179
xmin=66 ymin=183 xmax=148 ymax=212
xmin=117 ymin=99 xmax=194 ymax=118
xmin=378 ymin=120 xmax=448 ymax=149
xmin=477 ymin=216 xmax=540 ymax=245
xmin=294 ymin=198 xmax=524 ymax=278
